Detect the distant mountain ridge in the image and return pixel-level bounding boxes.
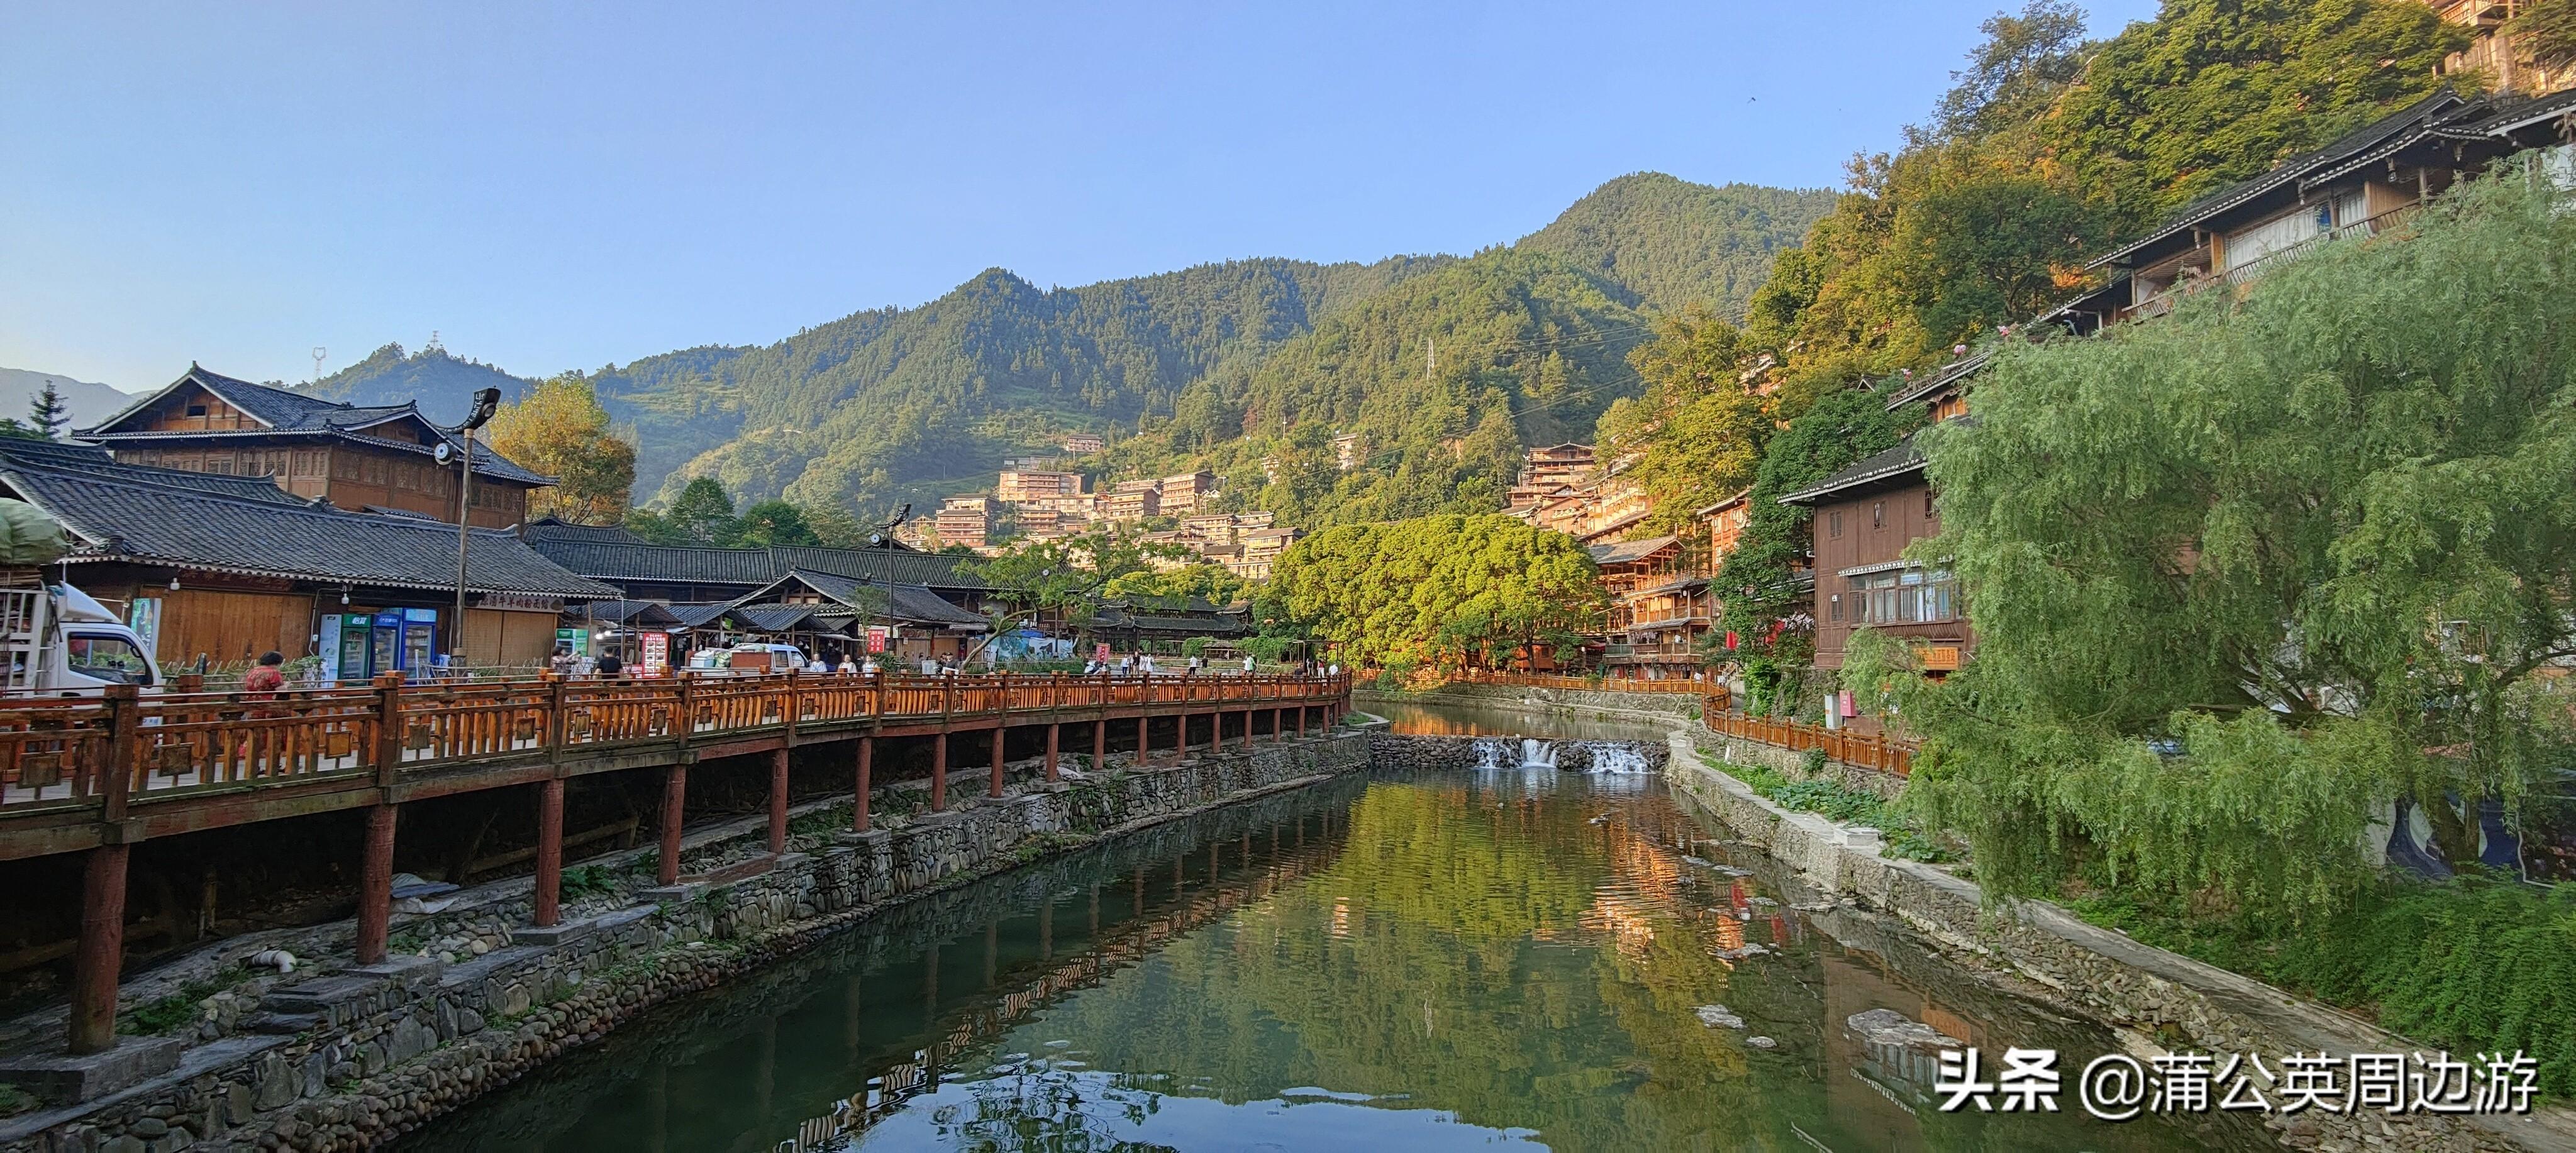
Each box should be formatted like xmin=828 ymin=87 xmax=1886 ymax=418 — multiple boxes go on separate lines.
xmin=0 ymin=368 xmax=141 ymax=428
xmin=289 ymin=172 xmax=1831 ymax=517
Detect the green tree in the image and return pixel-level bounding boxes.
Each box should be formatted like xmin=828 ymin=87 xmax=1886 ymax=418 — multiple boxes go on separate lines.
xmin=961 ymin=527 xmax=1199 ymax=654
xmin=485 ymin=373 xmax=637 ymax=524
xmin=1712 ymin=381 xmax=1919 ymax=675
xmin=1271 ymin=514 xmax=1604 ymax=673
xmin=1594 ymin=309 xmax=1768 ymax=535
xmin=627 ymin=475 xmax=740 ymax=544
xmin=26 ymin=380 xmax=66 ymax=440
xmin=731 ymin=499 xmax=821 ymax=546
xmin=1861 ymin=174 xmax=2576 ymax=919
xmin=1741 ymin=0 xmax=2466 ymax=398
xmin=2509 ymin=0 xmax=2576 ymax=69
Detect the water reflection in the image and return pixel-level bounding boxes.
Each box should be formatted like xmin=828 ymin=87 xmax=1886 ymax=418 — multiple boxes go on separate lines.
xmin=406 ymin=761 xmax=2270 ymax=1152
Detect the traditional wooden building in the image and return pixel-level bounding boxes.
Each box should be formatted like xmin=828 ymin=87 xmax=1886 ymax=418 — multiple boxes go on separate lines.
xmin=726 ymin=569 xmax=993 ymax=665
xmin=0 ymin=438 xmax=613 ymax=674
xmin=2041 ymin=88 xmax=2576 ymax=335
xmin=519 ymin=518 xmax=988 ymax=609
xmin=1586 ymin=535 xmax=1714 ymax=680
xmin=1080 ymin=595 xmax=1249 ymax=652
xmin=75 ymin=364 xmax=553 ymax=529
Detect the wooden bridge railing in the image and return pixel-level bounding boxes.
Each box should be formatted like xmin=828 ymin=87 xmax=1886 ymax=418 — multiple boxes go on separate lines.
xmin=1701 ymin=705 xmax=1916 ymax=777
xmin=0 ymin=671 xmax=1350 ymax=816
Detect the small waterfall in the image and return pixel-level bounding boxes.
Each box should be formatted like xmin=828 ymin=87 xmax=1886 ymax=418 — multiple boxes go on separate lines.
xmin=1578 ymin=741 xmax=1652 ymax=775
xmin=1470 ymin=737 xmax=1512 ymax=771
xmin=1521 ymin=739 xmax=1558 ymax=770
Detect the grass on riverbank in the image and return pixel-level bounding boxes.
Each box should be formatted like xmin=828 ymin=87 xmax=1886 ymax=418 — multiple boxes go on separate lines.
xmin=2068 ymin=875 xmax=2576 ymax=1095
xmin=1709 ymin=750 xmax=1950 ymax=863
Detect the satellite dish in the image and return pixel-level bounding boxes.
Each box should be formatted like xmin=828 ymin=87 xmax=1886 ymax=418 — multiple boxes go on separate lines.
xmin=867 ymin=533 xmax=884 ymax=546
xmin=434 ymin=441 xmax=454 ymax=465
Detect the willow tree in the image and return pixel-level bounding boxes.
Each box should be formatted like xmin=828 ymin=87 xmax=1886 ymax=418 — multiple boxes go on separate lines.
xmin=1858 ymin=173 xmax=2576 ymax=919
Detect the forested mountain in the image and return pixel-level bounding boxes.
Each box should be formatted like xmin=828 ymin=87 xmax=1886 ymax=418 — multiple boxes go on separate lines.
xmin=612 ymin=255 xmax=1448 ymax=508
xmin=303 ymin=343 xmax=541 ymax=424
xmin=1515 ymin=174 xmax=1833 ymax=317
xmin=1102 ymin=249 xmax=1649 ymax=525
xmin=288 ymin=170 xmax=1822 ymax=519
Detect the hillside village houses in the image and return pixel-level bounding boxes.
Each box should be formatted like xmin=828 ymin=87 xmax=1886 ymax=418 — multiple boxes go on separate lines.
xmin=1777 ymin=83 xmax=2576 ymax=734
xmin=1489 ymin=75 xmax=2576 ymax=697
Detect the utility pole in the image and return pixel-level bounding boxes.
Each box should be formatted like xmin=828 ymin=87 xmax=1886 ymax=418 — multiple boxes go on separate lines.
xmin=448 ymin=388 xmax=502 ymax=670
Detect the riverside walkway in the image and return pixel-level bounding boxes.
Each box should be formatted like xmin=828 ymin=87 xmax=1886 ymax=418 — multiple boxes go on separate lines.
xmin=0 ymin=669 xmax=1350 ymax=1058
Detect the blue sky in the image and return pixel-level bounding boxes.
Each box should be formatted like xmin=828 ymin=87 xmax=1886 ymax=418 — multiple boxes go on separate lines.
xmin=2 ymin=1 xmax=2158 ymax=392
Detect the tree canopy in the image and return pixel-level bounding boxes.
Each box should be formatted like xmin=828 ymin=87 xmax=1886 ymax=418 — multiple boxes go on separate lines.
xmin=1592 ymin=309 xmax=1768 ymax=537
xmin=486 ymin=373 xmax=637 ymax=525
xmin=1270 ymin=515 xmax=1604 ymax=673
xmin=1740 ymin=0 xmax=2468 ymax=401
xmin=1855 ymin=174 xmax=2576 ymax=920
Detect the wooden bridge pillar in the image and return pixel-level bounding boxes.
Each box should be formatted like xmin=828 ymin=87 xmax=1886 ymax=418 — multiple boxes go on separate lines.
xmin=1044 ymin=724 xmax=1059 ymax=783
xmin=853 ymin=737 xmax=873 ymax=834
xmin=988 ymin=724 xmax=1006 ymax=799
xmin=931 ymin=732 xmax=948 ymax=812
xmin=767 ymin=747 xmax=789 ymax=854
xmin=1241 ymin=707 xmax=1253 ymax=750
xmin=355 ymin=802 xmax=397 ymax=965
xmin=533 ymin=778 xmax=565 ymax=928
xmin=1136 ymin=715 xmax=1150 ymax=765
xmin=1092 ymin=718 xmax=1105 ymax=770
xmin=1296 ymin=705 xmax=1306 ymax=737
xmin=66 ymin=843 xmax=130 ymax=1055
xmin=658 ymin=763 xmax=687 ymax=886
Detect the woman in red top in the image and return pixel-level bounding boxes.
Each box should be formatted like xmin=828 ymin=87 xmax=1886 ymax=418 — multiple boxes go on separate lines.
xmin=242 ymin=651 xmax=287 ymax=699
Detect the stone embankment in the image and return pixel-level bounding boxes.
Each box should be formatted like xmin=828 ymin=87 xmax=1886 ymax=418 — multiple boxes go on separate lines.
xmin=0 ymin=726 xmax=1372 ymax=1153
xmin=1662 ymin=726 xmax=2576 ymax=1153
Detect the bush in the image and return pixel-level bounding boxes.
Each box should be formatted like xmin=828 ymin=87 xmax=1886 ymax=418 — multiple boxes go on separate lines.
xmin=2074 ymin=877 xmax=2576 ymax=1094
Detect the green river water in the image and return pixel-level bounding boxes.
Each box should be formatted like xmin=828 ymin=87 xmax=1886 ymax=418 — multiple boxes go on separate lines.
xmin=405 ymin=704 xmax=2272 ymax=1152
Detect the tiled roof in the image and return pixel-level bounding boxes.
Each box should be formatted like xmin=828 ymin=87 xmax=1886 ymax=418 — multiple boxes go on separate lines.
xmin=0 ymin=436 xmax=308 ymax=506
xmin=1084 ymin=605 xmax=1248 ymax=636
xmin=2089 ymin=91 xmax=2474 ymax=270
xmin=1778 ymin=436 xmax=1926 ymax=505
xmin=1587 ymin=535 xmax=1678 ymax=566
xmin=1885 ymin=352 xmax=1991 ymax=411
xmin=79 ymin=364 xmax=553 ymax=487
xmin=665 ymin=602 xmax=738 ymax=629
xmin=0 ymin=460 xmax=616 ymax=597
xmin=724 ymin=604 xmax=835 ymax=633
xmin=567 ymin=599 xmax=682 ymax=626
xmin=523 ymin=522 xmax=985 ymax=592
xmin=737 ymin=569 xmax=991 ymax=629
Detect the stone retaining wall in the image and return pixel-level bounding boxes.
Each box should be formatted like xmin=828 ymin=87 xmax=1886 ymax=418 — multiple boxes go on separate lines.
xmin=0 ymin=727 xmax=1373 ymax=1153
xmin=1660 ymin=730 xmax=2576 ymax=1153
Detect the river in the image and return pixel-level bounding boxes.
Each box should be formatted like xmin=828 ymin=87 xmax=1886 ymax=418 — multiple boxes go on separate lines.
xmin=404 ymin=702 xmax=2272 ymax=1152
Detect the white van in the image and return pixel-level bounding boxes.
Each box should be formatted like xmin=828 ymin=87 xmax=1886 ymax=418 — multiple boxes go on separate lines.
xmin=1 ymin=579 xmax=162 ymax=693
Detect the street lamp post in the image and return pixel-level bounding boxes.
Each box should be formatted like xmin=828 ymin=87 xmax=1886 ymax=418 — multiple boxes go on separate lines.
xmin=446 ymin=387 xmax=503 ymax=672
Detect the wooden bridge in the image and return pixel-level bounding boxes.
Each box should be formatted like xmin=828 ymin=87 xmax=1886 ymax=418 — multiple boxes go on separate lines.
xmin=0 ymin=670 xmax=1351 ymax=1059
